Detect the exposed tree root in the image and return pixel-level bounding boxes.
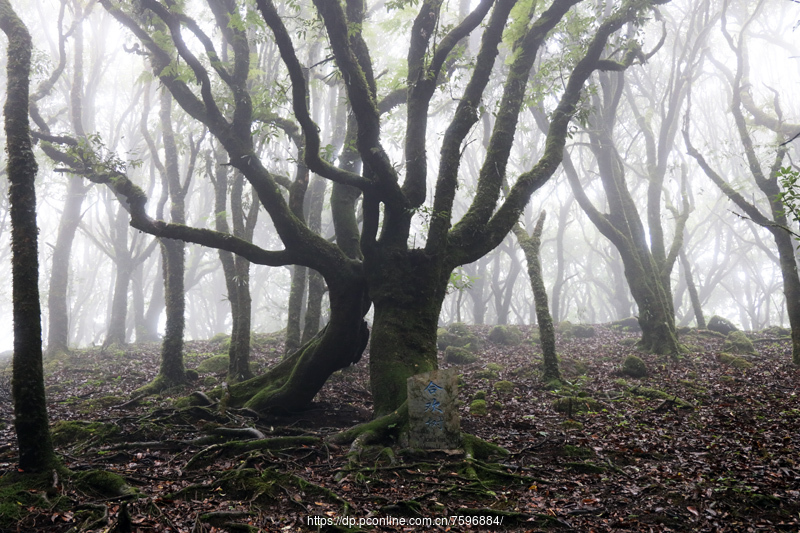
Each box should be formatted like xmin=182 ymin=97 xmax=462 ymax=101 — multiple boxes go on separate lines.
xmin=185 ymin=436 xmax=321 ymax=470
xmin=133 ymin=374 xmax=186 ymax=397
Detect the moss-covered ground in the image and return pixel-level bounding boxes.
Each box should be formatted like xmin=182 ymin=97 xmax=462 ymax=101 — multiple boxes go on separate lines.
xmin=0 ymin=326 xmax=798 ymax=531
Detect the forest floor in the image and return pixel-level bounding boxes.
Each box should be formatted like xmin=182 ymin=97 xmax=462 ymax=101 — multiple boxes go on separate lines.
xmin=0 ymin=324 xmax=799 ymax=533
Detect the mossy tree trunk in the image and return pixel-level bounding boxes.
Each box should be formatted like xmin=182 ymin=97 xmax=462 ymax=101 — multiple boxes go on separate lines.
xmin=2 ymin=0 xmax=58 ymax=472
xmin=366 ymin=249 xmax=448 ymax=416
xmin=514 ymin=212 xmax=560 ymax=382
xmin=227 ymin=169 xmax=258 ymax=382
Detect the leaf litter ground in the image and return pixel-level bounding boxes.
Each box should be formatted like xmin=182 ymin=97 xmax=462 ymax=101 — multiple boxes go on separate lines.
xmin=0 ymin=325 xmax=798 ymax=532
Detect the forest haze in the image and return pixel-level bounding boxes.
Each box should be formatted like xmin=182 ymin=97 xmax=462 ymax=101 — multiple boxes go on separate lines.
xmin=1 ymin=0 xmax=800 ymax=530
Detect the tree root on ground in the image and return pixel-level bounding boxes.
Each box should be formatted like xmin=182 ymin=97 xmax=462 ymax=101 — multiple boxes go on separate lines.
xmin=171 ymin=467 xmax=354 ymax=514
xmin=185 ymin=436 xmax=321 ymax=470
xmin=133 ymin=374 xmax=187 ymax=397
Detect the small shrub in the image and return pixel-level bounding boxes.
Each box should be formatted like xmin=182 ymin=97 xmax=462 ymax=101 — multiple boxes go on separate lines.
xmin=493 ymin=380 xmax=514 ymax=393
xmin=621 ymin=355 xmax=648 ymax=378
xmin=486 ymin=363 xmax=503 ymax=373
xmin=469 ymin=399 xmax=487 ymax=416
xmin=444 ymin=346 xmax=478 ymax=365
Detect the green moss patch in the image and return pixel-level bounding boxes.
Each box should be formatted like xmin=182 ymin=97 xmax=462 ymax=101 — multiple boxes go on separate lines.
xmin=723 ymin=331 xmax=756 ymax=355
xmin=445 ymin=346 xmax=479 ymax=365
xmin=552 ymin=396 xmax=602 ymax=414
xmin=621 ymin=355 xmax=648 ymax=378
xmin=717 ymin=352 xmax=754 ymax=370
xmin=470 ymin=399 xmax=488 ymax=416
xmin=493 ymin=380 xmax=515 ymax=394
xmin=488 ymin=325 xmax=522 ymax=345
xmin=75 ymin=470 xmax=135 ymax=498
xmin=51 ymin=420 xmax=119 ymax=447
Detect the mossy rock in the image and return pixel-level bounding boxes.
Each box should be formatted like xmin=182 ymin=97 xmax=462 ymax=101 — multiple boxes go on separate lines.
xmin=209 ymin=332 xmax=230 ymax=345
xmin=470 ymin=399 xmax=488 ymax=416
xmin=722 ymin=331 xmax=756 ymax=355
xmin=75 ymin=470 xmax=135 ymax=497
xmin=493 ymin=380 xmax=514 ymax=394
xmin=473 ymin=390 xmax=486 ymax=400
xmin=621 ymin=355 xmax=648 ymax=378
xmin=197 ymin=354 xmax=229 ymax=373
xmin=51 ymin=420 xmax=119 ymax=447
xmin=197 ymin=354 xmax=256 ymax=374
xmin=573 ymin=324 xmax=596 ymax=338
xmin=552 ymin=396 xmax=602 ymax=414
xmin=619 ymin=337 xmax=637 ymax=347
xmin=448 ymin=322 xmax=470 ymax=336
xmin=707 ymin=315 xmax=737 ymax=335
xmin=438 ymin=324 xmax=483 ymax=352
xmin=763 ymin=325 xmax=791 ymax=337
xmin=444 ymin=346 xmax=479 ymax=365
xmin=556 ymin=321 xmax=574 ymax=337
xmin=610 ymin=317 xmax=642 ymax=333
xmin=488 ymin=325 xmax=523 ymax=345
xmin=560 ymin=357 xmax=588 ymax=377
xmin=717 ymin=352 xmax=754 ymax=369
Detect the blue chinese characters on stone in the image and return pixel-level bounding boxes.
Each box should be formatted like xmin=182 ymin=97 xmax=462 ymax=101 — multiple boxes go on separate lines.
xmin=424 ymin=380 xmax=444 ymax=396
xmin=424 ymin=381 xmax=444 ymax=429
xmin=425 ymin=398 xmax=443 ymax=414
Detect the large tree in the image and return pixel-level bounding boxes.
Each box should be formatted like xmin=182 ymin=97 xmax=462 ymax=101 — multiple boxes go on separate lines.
xmin=1 ymin=0 xmax=58 ymax=472
xmin=69 ymin=0 xmax=668 ymax=423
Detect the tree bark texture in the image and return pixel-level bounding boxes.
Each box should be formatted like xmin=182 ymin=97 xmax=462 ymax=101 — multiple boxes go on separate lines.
xmin=514 ymin=212 xmax=560 ymax=382
xmin=2 ymin=0 xmax=58 ymax=472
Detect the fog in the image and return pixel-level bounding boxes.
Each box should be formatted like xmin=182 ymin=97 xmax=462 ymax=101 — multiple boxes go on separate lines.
xmin=1 ymin=0 xmax=799 ymax=354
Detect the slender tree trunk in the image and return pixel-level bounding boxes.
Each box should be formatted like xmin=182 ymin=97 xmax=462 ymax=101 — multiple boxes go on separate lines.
xmin=154 ymin=89 xmax=186 ymax=385
xmin=47 ymin=177 xmax=87 ymax=356
xmin=680 ymin=249 xmax=706 ymax=329
xmin=158 ymin=238 xmax=185 ymax=382
xmin=514 ymin=213 xmax=560 ymax=382
xmin=104 ymin=208 xmax=132 ymax=347
xmin=285 ymin=265 xmax=307 ymax=354
xmin=2 ymin=0 xmax=58 ymax=471
xmin=139 ymin=252 xmax=164 ymax=342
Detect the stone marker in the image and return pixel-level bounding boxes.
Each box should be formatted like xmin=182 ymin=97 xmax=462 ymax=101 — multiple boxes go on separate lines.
xmin=407 ymin=369 xmax=460 ymax=449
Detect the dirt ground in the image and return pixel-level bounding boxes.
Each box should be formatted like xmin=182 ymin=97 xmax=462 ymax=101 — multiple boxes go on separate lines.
xmin=0 ymin=324 xmax=798 ymax=532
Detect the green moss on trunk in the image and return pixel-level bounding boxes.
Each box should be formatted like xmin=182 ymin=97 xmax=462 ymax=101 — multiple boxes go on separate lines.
xmin=2 ymin=0 xmax=58 ymax=473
